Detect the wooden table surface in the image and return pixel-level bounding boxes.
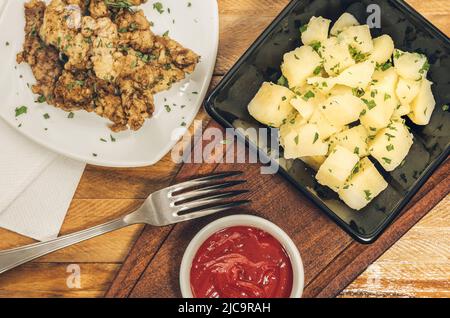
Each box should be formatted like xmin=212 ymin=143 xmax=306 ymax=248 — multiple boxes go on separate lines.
xmin=0 ymin=0 xmax=448 ymax=298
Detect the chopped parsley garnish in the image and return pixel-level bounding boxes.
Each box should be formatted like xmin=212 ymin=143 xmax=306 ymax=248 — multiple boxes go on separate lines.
xmin=153 ymin=2 xmax=164 ymax=14
xmin=384 ymin=93 xmax=391 ymax=101
xmin=43 ymin=113 xmax=50 ymax=119
xmin=302 ymin=90 xmax=315 ymax=101
xmin=352 ymin=87 xmax=365 ymax=98
xmin=354 ymin=147 xmax=359 ymax=155
xmin=419 ymin=59 xmax=430 ymax=74
xmin=443 ymin=105 xmax=449 ymax=111
xmin=382 ymin=157 xmax=392 ymax=164
xmin=310 ymin=41 xmax=321 ymax=53
xmin=68 ymin=112 xmax=75 ymax=119
xmin=364 ymin=190 xmax=372 ymax=201
xmin=349 ymin=46 xmax=369 ymax=63
xmin=100 ymin=138 xmax=107 ymax=143
xmin=376 ymin=61 xmax=392 ymax=71
xmin=313 ymin=65 xmax=323 ymax=75
xmin=313 ymin=132 xmax=319 ymax=144
xmin=299 ymin=24 xmax=308 ymax=33
xmin=330 ymin=63 xmax=341 ymax=73
xmin=15 ymin=106 xmax=27 ymax=117
xmin=105 ymin=0 xmax=132 ymax=10
xmin=362 ymin=98 xmax=376 ymax=110
xmin=386 ymin=144 xmax=394 ymax=151
xmin=110 ymin=134 xmax=116 ymax=142
xmin=294 ymin=135 xmax=299 ymax=145
xmin=36 ymin=95 xmax=46 ymax=103
xmin=67 ymin=80 xmax=85 ymax=90
xmin=277 ymin=75 xmax=288 ymax=87
xmin=394 ymin=50 xmax=404 ymax=59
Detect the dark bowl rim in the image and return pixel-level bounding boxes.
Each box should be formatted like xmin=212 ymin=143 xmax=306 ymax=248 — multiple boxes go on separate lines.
xmin=204 ymin=0 xmax=450 ymax=244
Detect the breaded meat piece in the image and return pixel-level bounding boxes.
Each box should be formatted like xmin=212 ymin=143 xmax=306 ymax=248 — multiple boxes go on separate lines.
xmin=92 ymin=78 xmax=127 ymax=130
xmin=115 ymin=9 xmax=155 ymax=52
xmin=39 ymin=0 xmax=91 ymax=70
xmin=154 ymin=35 xmax=199 ymax=74
xmin=83 ymin=16 xmax=124 ymax=81
xmin=53 ymin=70 xmax=96 ymax=111
xmin=89 ymin=0 xmax=110 ymax=18
xmin=16 ymin=0 xmax=63 ymax=100
xmin=117 ymin=78 xmax=154 ymax=131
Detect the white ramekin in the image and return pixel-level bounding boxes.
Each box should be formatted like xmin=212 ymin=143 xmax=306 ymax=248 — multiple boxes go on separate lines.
xmin=179 ymin=214 xmax=304 ymax=298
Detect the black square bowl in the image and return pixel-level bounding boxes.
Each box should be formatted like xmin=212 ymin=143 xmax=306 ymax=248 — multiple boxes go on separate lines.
xmin=205 ymin=0 xmax=450 ymax=243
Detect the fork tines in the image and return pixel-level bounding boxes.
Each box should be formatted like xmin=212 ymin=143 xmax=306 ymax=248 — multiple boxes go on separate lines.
xmin=169 ymin=171 xmax=250 ymax=221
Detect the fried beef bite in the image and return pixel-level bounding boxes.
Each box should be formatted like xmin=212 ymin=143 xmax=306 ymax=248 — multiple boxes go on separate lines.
xmin=89 ymin=0 xmax=110 ymax=18
xmin=53 ymin=70 xmax=96 ymax=111
xmin=18 ymin=0 xmax=198 ymax=131
xmin=115 ymin=9 xmax=155 ymax=52
xmin=39 ymin=0 xmax=91 ymax=70
xmin=16 ymin=0 xmax=63 ymax=101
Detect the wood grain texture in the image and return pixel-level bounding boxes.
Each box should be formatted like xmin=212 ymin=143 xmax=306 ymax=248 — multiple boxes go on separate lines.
xmin=0 ymin=0 xmax=448 ymax=298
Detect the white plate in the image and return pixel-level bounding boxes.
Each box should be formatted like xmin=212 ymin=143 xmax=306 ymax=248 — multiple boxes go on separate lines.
xmin=0 ymin=0 xmax=218 ymax=167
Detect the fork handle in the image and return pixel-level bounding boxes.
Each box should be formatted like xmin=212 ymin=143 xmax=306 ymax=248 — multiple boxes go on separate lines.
xmin=0 ymin=217 xmax=129 ymax=275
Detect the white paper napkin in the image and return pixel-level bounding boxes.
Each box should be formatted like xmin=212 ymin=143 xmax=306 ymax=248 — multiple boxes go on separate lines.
xmin=0 ymin=120 xmax=85 ymax=241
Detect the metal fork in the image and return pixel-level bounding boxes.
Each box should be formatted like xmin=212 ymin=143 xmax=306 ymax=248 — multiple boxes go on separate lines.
xmin=0 ymin=171 xmax=249 ymax=275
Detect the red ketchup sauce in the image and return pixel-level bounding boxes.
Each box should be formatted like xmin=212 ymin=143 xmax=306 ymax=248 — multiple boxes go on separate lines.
xmin=190 ymin=226 xmax=293 ymax=298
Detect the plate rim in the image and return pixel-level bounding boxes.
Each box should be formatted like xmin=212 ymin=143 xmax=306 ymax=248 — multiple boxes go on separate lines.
xmin=204 ymin=0 xmax=450 ymax=244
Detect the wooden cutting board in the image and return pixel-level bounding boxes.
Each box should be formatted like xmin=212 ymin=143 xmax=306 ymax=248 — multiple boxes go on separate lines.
xmin=106 ymin=120 xmax=449 ymax=298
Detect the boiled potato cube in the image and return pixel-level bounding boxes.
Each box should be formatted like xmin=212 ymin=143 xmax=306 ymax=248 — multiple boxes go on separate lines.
xmin=370 ymin=35 xmax=394 ymax=64
xmin=309 ymin=108 xmax=344 ymax=140
xmin=282 ymin=123 xmax=329 ymax=159
xmin=316 ymin=145 xmax=360 ymax=191
xmin=330 ymin=12 xmax=359 ymax=36
xmin=301 ymin=16 xmax=331 ymax=45
xmin=396 ymin=77 xmax=421 ymax=105
xmin=369 ymin=121 xmax=413 ymax=171
xmin=248 ymin=82 xmax=295 ymax=127
xmin=371 ymin=67 xmax=400 ymax=112
xmin=394 ymin=49 xmax=429 ymax=81
xmin=360 ymin=68 xmax=398 ymax=131
xmin=290 ymin=94 xmax=319 ymax=121
xmin=300 ymin=155 xmax=326 ymax=171
xmin=321 ymin=37 xmax=355 ymax=76
xmin=338 ymin=25 xmax=374 ymax=54
xmin=335 ymin=61 xmax=375 ymax=89
xmin=393 ymin=103 xmax=411 ymax=118
xmin=320 ymin=94 xmax=364 ymax=127
xmin=338 ymin=158 xmax=388 ymax=210
xmin=408 ymin=79 xmax=435 ymax=125
xmin=281 ymin=46 xmax=322 ymax=88
xmin=329 ymin=125 xmax=369 ymax=157
xmin=360 ymin=90 xmax=396 ymax=132
xmin=371 ymin=67 xmax=399 ymax=96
